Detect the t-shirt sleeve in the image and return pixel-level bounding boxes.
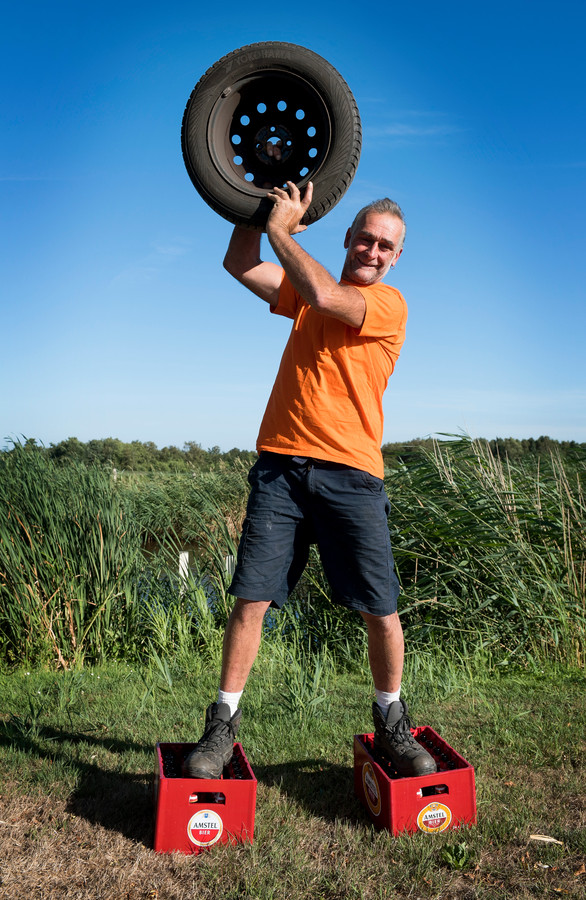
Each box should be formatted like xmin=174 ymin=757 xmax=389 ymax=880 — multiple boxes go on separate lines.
xmin=270 ymin=272 xmax=300 ymax=320
xmin=354 ymin=283 xmax=408 ymax=341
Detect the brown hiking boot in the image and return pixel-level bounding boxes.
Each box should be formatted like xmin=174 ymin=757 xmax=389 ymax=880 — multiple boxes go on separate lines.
xmin=182 ymin=702 xmax=242 ymax=778
xmin=372 ymin=699 xmax=437 ymax=777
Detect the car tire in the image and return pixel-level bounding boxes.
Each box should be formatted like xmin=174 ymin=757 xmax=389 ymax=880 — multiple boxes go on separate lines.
xmin=181 ymin=42 xmax=362 ymax=230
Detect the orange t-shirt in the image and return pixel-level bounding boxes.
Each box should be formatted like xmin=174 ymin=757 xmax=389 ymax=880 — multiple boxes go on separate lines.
xmin=256 ymin=274 xmax=408 ymax=478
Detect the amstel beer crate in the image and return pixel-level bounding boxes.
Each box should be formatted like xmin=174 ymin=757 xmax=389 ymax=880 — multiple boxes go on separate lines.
xmin=153 ymin=742 xmax=257 ymax=854
xmin=354 ymin=728 xmax=476 ymax=836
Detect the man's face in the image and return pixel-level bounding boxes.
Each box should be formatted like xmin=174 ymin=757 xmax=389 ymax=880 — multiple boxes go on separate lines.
xmin=341 ymin=212 xmax=404 ymax=286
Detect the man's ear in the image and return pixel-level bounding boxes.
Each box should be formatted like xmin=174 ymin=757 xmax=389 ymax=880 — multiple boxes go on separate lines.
xmin=390 ymin=247 xmax=403 ymax=268
xmin=343 ymin=227 xmax=352 ymax=249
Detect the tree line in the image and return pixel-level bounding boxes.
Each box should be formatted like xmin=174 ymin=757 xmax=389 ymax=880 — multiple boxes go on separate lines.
xmin=8 ymin=437 xmax=256 ymax=473
xmin=382 ymin=435 xmax=585 ymax=468
xmin=3 ymin=434 xmax=584 ymax=473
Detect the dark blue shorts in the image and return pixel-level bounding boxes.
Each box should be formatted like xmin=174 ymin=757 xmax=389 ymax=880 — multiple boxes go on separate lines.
xmin=228 ymin=452 xmax=400 ymax=616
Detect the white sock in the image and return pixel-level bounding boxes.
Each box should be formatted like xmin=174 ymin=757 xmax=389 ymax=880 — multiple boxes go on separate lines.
xmin=218 ymin=689 xmax=243 ymax=717
xmin=375 ymin=688 xmax=401 ymax=717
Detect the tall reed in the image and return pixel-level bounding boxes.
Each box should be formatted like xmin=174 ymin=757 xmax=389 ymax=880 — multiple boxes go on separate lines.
xmin=0 ymin=443 xmax=146 ymax=666
xmin=2 ymin=437 xmax=584 ymax=670
xmin=0 ymin=444 xmax=245 ymax=668
xmin=389 ymin=437 xmax=585 ymax=666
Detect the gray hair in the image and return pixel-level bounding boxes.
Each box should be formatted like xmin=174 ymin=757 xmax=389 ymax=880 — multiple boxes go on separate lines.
xmin=350 ymin=198 xmax=406 ymax=247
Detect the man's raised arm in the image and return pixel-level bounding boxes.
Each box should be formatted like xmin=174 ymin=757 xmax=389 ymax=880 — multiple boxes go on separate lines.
xmin=223 ymin=227 xmax=283 ymax=307
xmin=265 ymin=181 xmax=366 ymax=328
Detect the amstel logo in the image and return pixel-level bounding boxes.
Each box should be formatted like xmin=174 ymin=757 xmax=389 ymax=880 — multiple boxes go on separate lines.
xmin=416 ymin=802 xmax=452 ymax=833
xmin=187 ymin=808 xmax=224 ymax=847
xmin=362 ymin=762 xmax=381 ymax=817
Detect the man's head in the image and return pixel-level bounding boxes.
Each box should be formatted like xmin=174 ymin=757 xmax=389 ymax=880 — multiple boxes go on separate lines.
xmin=341 ymin=198 xmax=406 ymax=287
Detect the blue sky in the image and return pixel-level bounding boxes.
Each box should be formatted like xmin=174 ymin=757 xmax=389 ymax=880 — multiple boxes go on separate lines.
xmin=2 ymin=1 xmax=585 ymax=452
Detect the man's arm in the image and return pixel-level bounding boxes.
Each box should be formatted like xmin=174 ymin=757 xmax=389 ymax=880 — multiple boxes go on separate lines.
xmin=266 ymin=181 xmax=366 ymax=328
xmin=223 ymin=227 xmax=283 ymax=307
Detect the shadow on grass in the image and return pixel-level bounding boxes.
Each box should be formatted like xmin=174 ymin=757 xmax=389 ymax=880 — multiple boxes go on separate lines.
xmin=0 ymin=722 xmax=155 ymax=847
xmin=2 ymin=718 xmax=371 ymax=845
xmin=66 ymin=764 xmax=154 ymax=847
xmin=254 ymin=758 xmax=369 ymax=826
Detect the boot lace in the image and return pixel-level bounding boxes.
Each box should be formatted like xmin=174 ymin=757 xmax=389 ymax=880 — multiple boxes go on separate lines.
xmin=387 ymin=711 xmax=419 ymax=748
xmin=196 ymin=717 xmax=234 ymax=751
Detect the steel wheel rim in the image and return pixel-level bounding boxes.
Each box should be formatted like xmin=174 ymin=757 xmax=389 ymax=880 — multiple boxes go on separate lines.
xmin=207 ymin=70 xmax=332 ymax=195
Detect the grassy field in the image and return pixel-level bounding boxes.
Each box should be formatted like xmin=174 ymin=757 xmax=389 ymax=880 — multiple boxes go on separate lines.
xmin=1 ymin=655 xmax=584 ymax=900
xmin=1 ymin=437 xmax=584 ymax=896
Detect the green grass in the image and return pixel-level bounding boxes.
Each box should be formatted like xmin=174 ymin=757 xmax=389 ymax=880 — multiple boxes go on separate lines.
xmin=1 ymin=655 xmax=584 ymax=899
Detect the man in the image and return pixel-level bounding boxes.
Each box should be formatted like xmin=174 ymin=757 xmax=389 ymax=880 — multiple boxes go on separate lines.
xmin=184 ymin=181 xmax=436 ymax=779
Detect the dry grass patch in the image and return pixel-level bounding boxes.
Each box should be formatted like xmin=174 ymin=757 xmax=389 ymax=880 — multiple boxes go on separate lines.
xmin=1 ymin=767 xmax=585 ymax=900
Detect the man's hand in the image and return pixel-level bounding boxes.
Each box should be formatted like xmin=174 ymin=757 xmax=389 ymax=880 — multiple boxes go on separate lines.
xmin=264 ymin=179 xmax=366 ymax=327
xmin=266 ymin=181 xmax=313 ymax=236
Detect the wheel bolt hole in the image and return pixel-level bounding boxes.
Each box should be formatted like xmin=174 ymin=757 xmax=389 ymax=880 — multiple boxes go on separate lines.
xmin=232 ymin=134 xmax=242 ymax=145
xmin=308 ymin=148 xmax=318 ymax=158
xmin=299 ymin=167 xmax=309 ymax=177
xmin=307 ymin=126 xmax=316 ymax=137
xmin=240 ymin=115 xmax=250 ymax=126
xmin=257 ymin=102 xmax=267 ymax=113
xmin=244 ymin=172 xmax=254 ymax=182
xmin=296 ymin=109 xmax=305 ymax=120
xmin=277 ymin=100 xmax=287 ymax=111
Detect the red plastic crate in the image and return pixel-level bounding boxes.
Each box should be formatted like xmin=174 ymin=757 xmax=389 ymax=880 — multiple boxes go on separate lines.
xmin=153 ymin=742 xmax=257 ymax=853
xmin=354 ymin=728 xmax=476 ymax=836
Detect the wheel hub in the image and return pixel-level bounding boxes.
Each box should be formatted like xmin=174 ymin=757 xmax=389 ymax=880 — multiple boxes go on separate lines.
xmin=253 ymin=124 xmax=293 ymax=165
